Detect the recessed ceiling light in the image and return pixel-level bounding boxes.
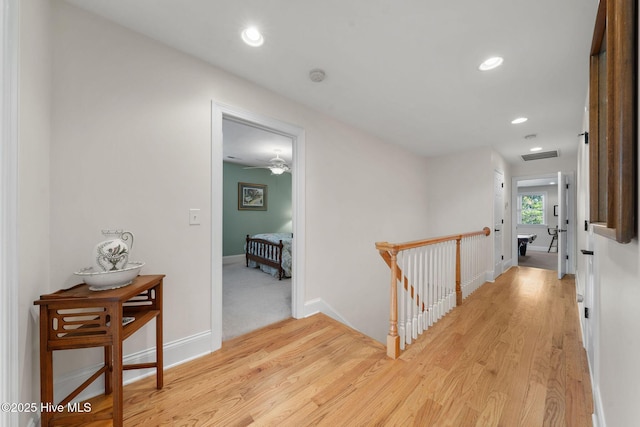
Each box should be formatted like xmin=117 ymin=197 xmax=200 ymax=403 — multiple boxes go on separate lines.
xmin=478 ymin=56 xmax=504 ymax=71
xmin=241 ymin=27 xmax=264 ymax=47
xmin=512 ymin=117 xmax=528 ymax=124
xmin=530 ymin=147 xmax=543 ymax=152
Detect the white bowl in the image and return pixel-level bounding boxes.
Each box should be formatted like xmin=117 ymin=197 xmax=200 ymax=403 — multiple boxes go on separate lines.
xmin=74 ymin=262 xmax=145 ymax=291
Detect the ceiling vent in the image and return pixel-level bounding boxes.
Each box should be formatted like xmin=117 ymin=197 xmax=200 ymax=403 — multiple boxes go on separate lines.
xmin=521 ymin=150 xmax=559 ymax=161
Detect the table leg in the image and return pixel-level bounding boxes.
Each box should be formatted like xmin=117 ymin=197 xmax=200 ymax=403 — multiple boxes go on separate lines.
xmin=39 ymin=306 xmax=53 ymax=427
xmin=104 ymin=344 xmax=112 ymax=395
xmin=156 ymin=282 xmax=163 ymax=389
xmin=112 ymin=310 xmax=123 ymax=427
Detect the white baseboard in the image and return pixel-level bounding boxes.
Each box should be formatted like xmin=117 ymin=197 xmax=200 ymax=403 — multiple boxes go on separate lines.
xmin=592 ymin=379 xmax=606 ymax=427
xmin=503 ymin=257 xmax=513 ymax=270
xmin=223 ymin=254 xmax=244 ymax=265
xmin=526 ymin=245 xmax=552 ymax=253
xmin=52 ymin=330 xmax=212 ymax=405
xmin=304 ymin=298 xmax=355 ymax=329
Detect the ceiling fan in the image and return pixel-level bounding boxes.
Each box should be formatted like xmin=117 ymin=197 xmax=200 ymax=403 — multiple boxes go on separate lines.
xmin=243 ymin=152 xmax=291 ymax=175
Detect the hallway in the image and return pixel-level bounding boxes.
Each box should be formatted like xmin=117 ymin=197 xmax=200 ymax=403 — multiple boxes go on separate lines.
xmin=77 ymin=266 xmax=593 ymax=426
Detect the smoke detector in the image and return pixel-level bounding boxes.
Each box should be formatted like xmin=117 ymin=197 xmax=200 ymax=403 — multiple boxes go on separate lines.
xmin=309 ymin=69 xmax=326 ymax=83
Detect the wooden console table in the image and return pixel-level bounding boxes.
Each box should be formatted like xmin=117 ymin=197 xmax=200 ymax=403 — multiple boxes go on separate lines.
xmin=34 ymin=274 xmax=164 ymax=427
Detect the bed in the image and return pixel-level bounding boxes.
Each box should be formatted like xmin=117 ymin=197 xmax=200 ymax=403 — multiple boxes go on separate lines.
xmin=517 ymin=234 xmax=537 ymax=256
xmin=245 ymin=233 xmax=293 ymax=280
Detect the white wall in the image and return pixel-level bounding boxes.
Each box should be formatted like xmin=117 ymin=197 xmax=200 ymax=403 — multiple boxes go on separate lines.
xmin=493 ymin=151 xmax=512 ymax=270
xmin=572 ymin=22 xmax=640 ymax=426
xmin=18 ymin=0 xmax=52 ymax=425
xmin=43 ymin=0 xmax=434 ymax=387
xmin=593 ymin=237 xmax=640 ymax=426
xmin=424 ymin=147 xmax=494 ymax=235
xmin=511 ymin=153 xmax=577 ymax=177
xmin=424 ymin=147 xmax=510 ymax=275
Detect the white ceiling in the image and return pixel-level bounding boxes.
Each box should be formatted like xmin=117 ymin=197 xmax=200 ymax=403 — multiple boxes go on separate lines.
xmin=65 ymin=0 xmax=599 ymax=165
xmin=222 ymin=118 xmax=293 ymax=167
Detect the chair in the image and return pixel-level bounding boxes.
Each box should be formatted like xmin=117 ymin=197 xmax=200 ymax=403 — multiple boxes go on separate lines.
xmin=547 ymin=228 xmax=558 ymax=252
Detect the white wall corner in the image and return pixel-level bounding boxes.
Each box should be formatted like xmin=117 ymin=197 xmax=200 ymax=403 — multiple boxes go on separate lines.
xmin=304 ymin=298 xmax=355 ymax=329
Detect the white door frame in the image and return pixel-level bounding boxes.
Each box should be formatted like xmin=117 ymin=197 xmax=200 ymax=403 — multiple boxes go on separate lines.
xmin=557 ymin=172 xmax=570 ymax=278
xmin=1 ymin=0 xmax=20 ymax=424
xmin=211 ymin=102 xmax=305 ymax=351
xmin=493 ymin=170 xmax=504 ymax=279
xmin=510 ymin=171 xmax=576 ymax=274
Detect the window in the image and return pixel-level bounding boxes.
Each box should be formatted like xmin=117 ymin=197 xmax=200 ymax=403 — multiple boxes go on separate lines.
xmin=518 ymin=193 xmax=546 ymax=225
xmin=588 ymin=0 xmax=637 ymax=243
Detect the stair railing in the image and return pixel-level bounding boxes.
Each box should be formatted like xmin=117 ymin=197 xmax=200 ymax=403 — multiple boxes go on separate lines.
xmin=376 ymin=227 xmax=491 ymax=359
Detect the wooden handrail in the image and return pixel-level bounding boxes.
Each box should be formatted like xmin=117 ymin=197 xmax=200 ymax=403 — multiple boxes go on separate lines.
xmin=375 ymin=227 xmax=491 ymax=252
xmin=376 ymin=227 xmax=491 ymax=358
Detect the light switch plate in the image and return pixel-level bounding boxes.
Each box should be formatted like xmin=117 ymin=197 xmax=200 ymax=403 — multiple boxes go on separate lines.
xmin=189 ymin=209 xmax=201 ymax=225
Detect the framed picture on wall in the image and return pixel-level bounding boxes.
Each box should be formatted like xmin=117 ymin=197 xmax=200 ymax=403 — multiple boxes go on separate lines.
xmin=238 ymin=182 xmax=267 ymax=211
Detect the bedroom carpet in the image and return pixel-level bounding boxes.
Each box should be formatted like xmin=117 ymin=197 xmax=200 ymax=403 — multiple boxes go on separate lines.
xmin=223 ymin=259 xmax=292 ymax=340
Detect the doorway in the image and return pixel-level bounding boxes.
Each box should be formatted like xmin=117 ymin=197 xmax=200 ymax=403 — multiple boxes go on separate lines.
xmin=511 ymin=172 xmax=575 ymax=275
xmin=221 ymin=118 xmax=293 ymax=340
xmin=211 ymin=103 xmax=306 ymax=352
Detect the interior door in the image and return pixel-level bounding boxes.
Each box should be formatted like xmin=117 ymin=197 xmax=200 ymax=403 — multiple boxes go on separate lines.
xmin=557 ymin=172 xmax=569 ymax=278
xmin=494 ymin=171 xmax=504 ymax=278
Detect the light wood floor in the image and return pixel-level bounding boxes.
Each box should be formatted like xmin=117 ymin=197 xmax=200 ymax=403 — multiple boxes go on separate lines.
xmin=70 ymin=266 xmax=593 ymax=426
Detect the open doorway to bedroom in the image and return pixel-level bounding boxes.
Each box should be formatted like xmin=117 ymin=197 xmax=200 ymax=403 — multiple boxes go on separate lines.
xmin=221 ymin=117 xmax=293 ymax=340
xmin=211 ymin=103 xmax=305 ymax=352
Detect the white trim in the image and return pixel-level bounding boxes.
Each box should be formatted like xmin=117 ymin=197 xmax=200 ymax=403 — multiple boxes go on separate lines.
xmin=223 ymin=254 xmax=245 ymax=265
xmin=211 ymin=102 xmax=306 ymax=352
xmin=511 ymin=172 xmax=561 ymax=268
xmin=592 ymin=383 xmax=605 ymax=427
xmin=37 ymin=330 xmax=212 ymax=422
xmin=0 ymin=1 xmax=20 ymax=426
xmin=525 ymin=245 xmax=552 ymax=253
xmin=493 ymin=169 xmax=505 ymax=279
xmin=512 ymin=172 xmax=576 ymax=275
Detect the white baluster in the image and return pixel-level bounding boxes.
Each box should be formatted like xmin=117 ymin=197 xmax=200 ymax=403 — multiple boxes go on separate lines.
xmin=416 ymin=248 xmax=424 ymax=335
xmin=450 ymin=240 xmax=455 ymax=310
xmin=398 ymin=252 xmax=405 ymax=351
xmin=445 ymin=242 xmax=450 ymax=312
xmin=404 ymin=251 xmax=412 ymax=346
xmin=433 ymin=244 xmax=438 ymax=321
xmin=411 ymin=248 xmax=420 ymax=340
xmin=448 ymin=241 xmax=454 ymax=311
xmin=462 ymin=237 xmax=467 ymax=297
xmin=427 ymin=246 xmax=433 ymax=327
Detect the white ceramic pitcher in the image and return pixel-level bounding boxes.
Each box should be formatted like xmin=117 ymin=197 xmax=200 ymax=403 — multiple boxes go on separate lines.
xmin=93 ymin=230 xmax=134 ymax=272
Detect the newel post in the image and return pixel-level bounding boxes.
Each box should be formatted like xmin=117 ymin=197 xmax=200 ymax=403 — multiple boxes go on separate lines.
xmin=387 ymin=249 xmax=400 ymax=359
xmin=455 ymin=237 xmax=462 ymax=306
